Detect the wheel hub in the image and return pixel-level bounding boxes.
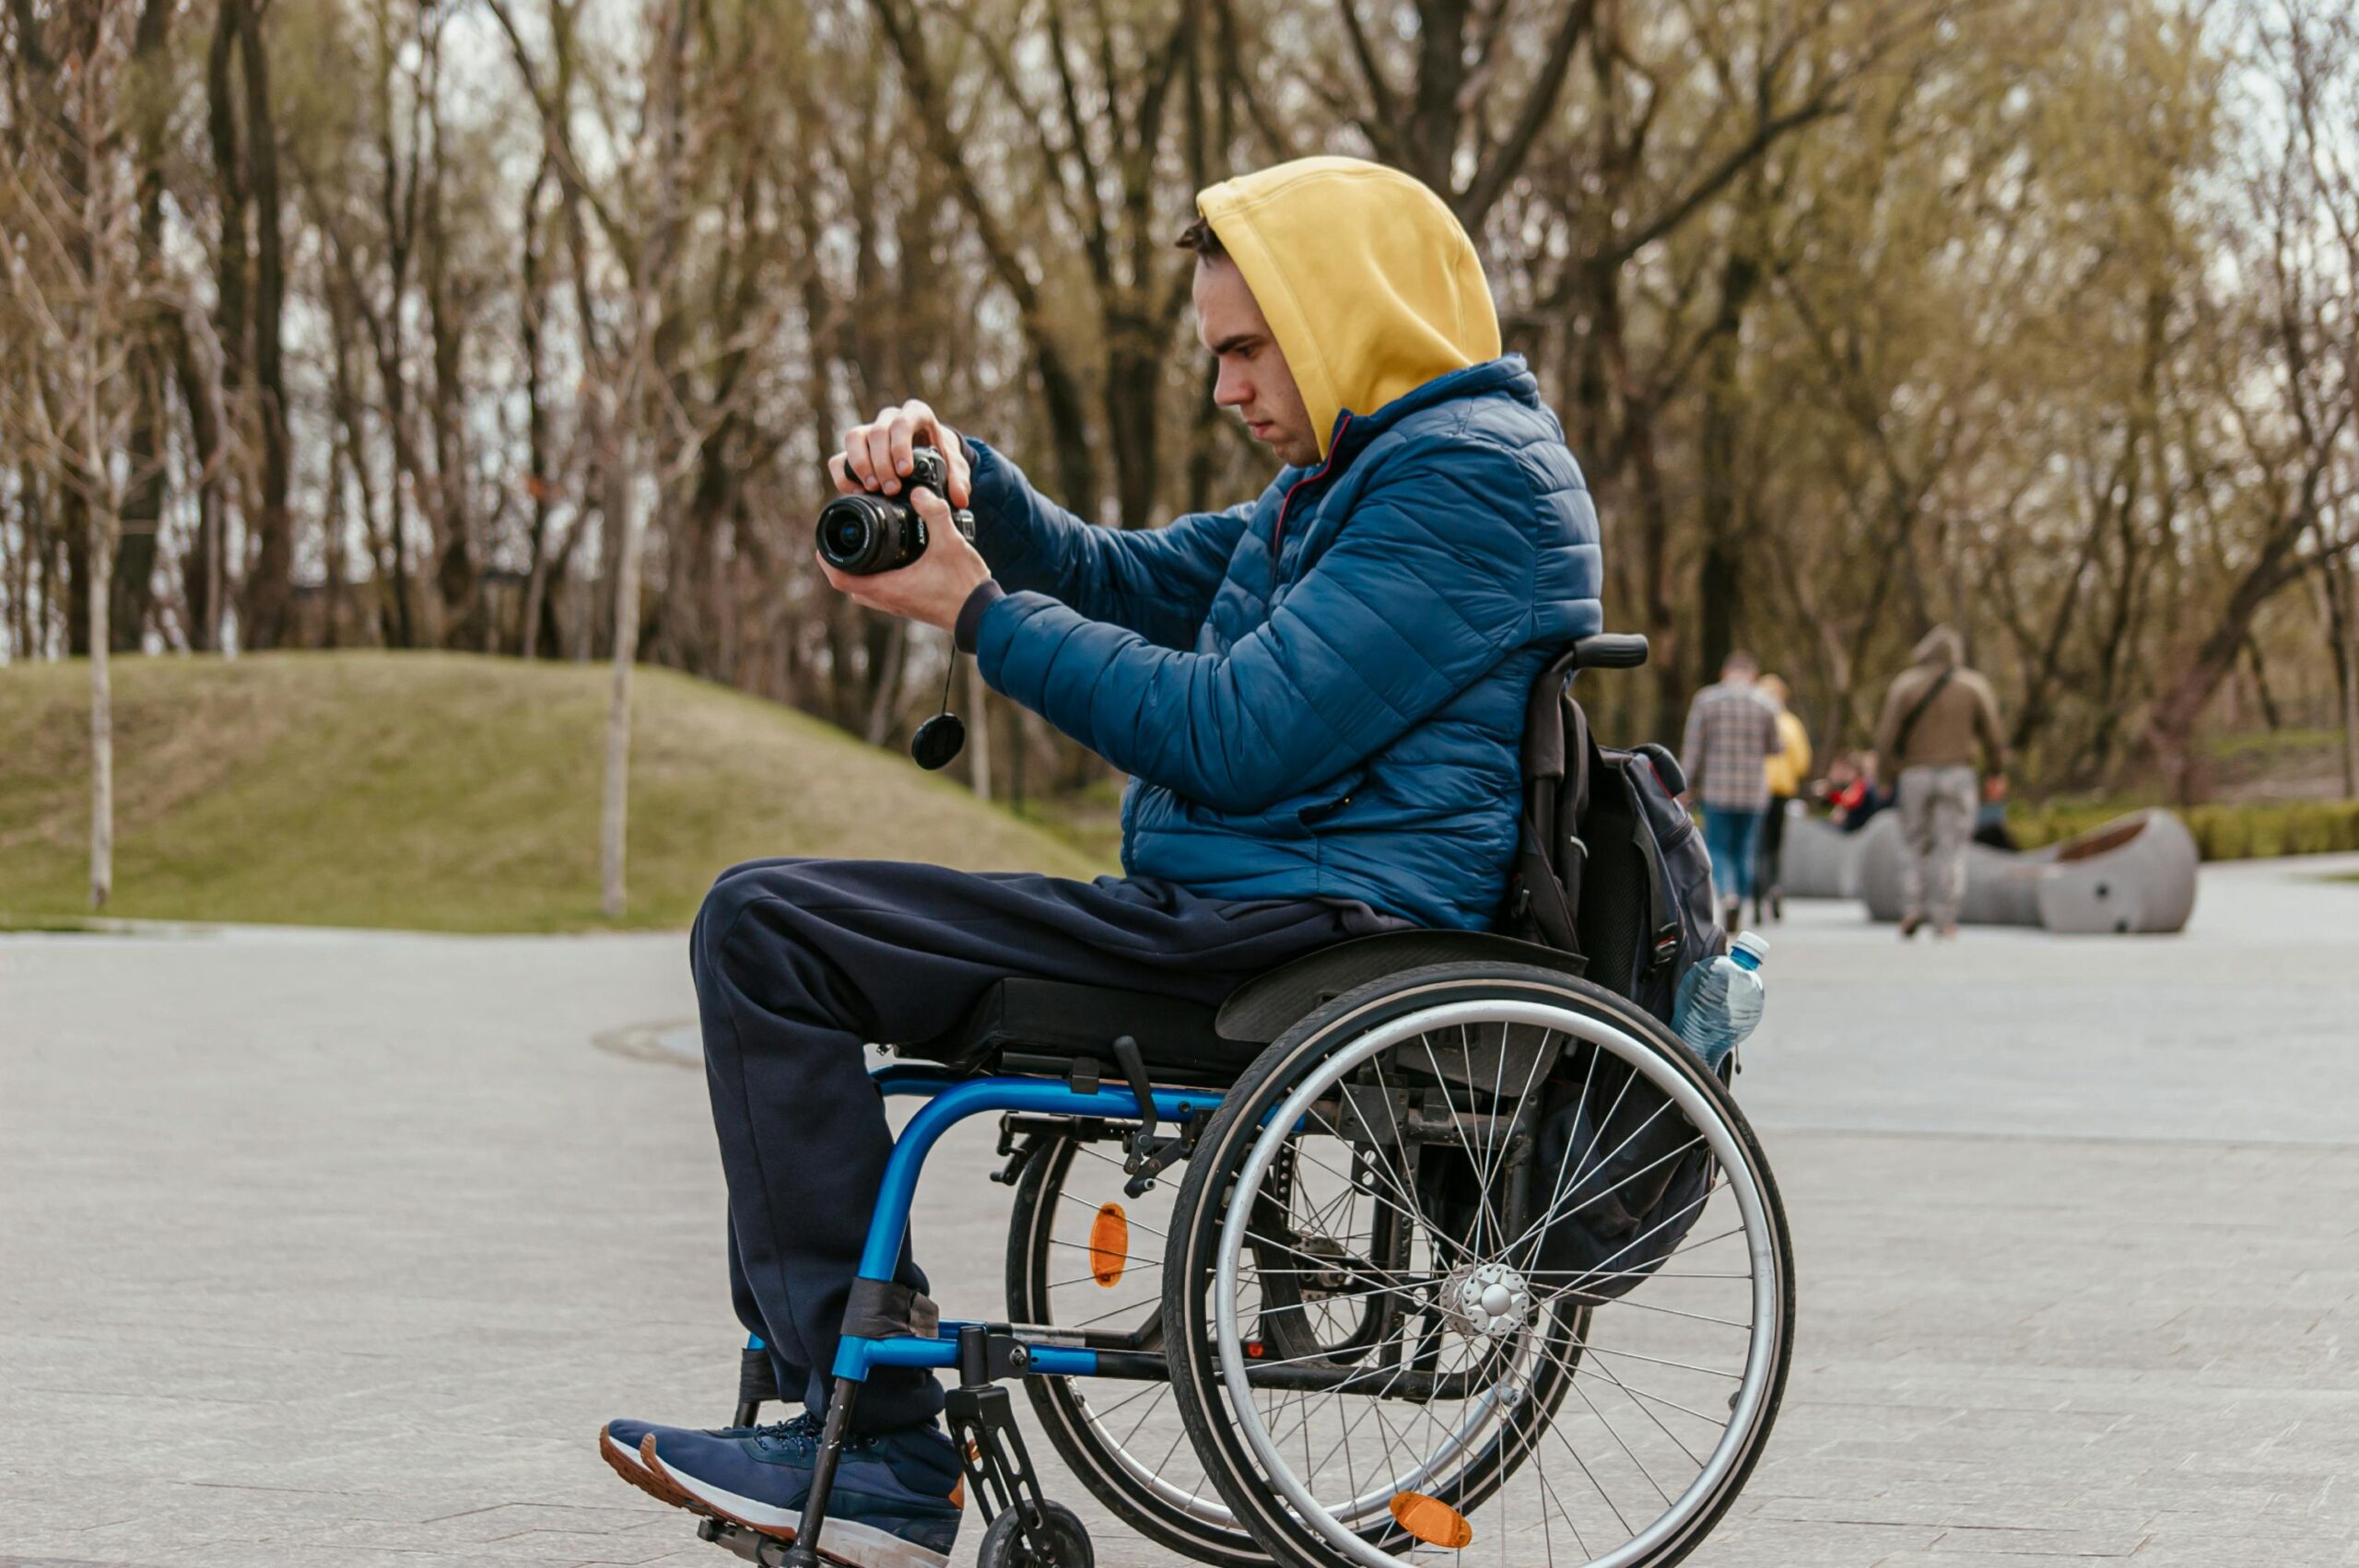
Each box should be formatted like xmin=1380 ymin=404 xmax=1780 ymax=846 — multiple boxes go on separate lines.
xmin=1439 ymin=1260 xmax=1533 ymax=1340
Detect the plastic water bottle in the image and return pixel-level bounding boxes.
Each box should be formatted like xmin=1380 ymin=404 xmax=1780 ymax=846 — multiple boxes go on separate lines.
xmin=1672 ymin=932 xmax=1768 ymax=1071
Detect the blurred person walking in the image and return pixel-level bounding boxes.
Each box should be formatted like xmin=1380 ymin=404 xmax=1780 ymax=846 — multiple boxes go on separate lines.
xmin=1754 ymin=674 xmax=1812 ymax=924
xmin=1680 ymin=651 xmax=1783 ymax=930
xmin=1872 ymin=626 xmax=2010 ymax=938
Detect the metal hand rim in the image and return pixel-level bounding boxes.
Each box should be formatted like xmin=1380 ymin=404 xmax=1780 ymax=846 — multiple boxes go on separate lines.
xmin=1212 ymin=997 xmax=1783 ymax=1568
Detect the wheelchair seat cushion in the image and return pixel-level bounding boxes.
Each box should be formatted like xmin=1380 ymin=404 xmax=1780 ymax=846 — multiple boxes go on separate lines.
xmin=895 ymin=929 xmax=1599 ymax=1085
xmin=896 ymin=977 xmax=1263 ymax=1083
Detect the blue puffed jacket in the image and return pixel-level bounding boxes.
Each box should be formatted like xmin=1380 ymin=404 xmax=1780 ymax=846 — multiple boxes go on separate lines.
xmin=963 ymin=356 xmax=1603 ymax=930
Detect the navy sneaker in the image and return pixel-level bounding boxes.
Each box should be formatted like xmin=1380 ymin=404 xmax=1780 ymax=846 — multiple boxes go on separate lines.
xmin=599 ymin=1418 xmax=708 ymax=1507
xmin=640 ymin=1410 xmax=964 ymax=1568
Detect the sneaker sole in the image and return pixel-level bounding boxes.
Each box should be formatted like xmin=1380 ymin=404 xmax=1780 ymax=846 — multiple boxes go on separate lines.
xmin=640 ymin=1437 xmax=951 ymax=1568
xmin=600 ymin=1425 xmax=693 ymax=1510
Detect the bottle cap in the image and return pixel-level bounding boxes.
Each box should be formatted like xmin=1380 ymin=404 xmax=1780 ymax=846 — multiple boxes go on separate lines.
xmin=1730 ymin=931 xmax=1769 ymax=967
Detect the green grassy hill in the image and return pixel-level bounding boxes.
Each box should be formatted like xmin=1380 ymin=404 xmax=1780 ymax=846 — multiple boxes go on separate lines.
xmin=0 ymin=652 xmax=1110 ymax=931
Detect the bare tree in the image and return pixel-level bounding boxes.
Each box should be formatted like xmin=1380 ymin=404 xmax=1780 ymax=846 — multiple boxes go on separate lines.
xmin=1 ymin=0 xmax=146 ymax=906
xmin=2135 ymin=0 xmax=2359 ymax=795
xmin=598 ymin=0 xmax=692 ymax=919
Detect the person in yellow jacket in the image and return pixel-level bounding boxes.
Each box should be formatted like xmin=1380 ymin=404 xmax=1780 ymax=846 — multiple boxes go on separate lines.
xmin=1754 ymin=674 xmax=1812 ymax=922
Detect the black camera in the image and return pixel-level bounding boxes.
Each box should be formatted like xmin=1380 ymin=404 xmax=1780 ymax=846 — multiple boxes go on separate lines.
xmin=815 ymin=444 xmax=975 ymax=575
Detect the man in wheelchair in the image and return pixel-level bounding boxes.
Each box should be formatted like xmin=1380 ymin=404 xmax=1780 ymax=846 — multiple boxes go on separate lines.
xmin=601 ymin=156 xmax=1604 ymax=1565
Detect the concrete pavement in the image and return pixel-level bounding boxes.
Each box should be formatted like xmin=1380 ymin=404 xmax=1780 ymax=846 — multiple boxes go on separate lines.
xmin=4 ymin=855 xmax=2355 ymax=1567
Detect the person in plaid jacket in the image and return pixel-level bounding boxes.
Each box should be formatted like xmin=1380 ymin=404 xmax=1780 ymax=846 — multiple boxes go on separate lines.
xmin=1679 ymin=651 xmax=1784 ymax=930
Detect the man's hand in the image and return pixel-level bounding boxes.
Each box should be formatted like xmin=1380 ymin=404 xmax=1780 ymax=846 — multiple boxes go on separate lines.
xmin=817 ymin=485 xmax=992 ymax=633
xmin=827 ymin=399 xmax=973 ymax=507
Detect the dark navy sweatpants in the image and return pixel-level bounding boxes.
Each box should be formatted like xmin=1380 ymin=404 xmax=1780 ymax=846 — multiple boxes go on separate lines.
xmin=688 ymin=857 xmax=1401 ymax=1433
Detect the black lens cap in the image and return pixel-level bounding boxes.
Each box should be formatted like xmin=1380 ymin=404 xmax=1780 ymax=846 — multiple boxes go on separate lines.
xmin=910 ymin=712 xmax=966 ymax=770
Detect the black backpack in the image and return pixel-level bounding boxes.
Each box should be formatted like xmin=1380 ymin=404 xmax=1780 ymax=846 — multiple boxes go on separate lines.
xmin=1498 ymin=643 xmax=1731 ymax=1302
xmin=1501 ymin=645 xmax=1724 ymax=1016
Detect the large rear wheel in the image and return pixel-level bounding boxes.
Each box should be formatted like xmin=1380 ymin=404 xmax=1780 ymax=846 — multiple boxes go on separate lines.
xmin=1162 ymin=964 xmax=1793 ymax=1568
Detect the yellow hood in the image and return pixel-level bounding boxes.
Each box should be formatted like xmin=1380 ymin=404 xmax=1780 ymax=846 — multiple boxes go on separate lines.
xmin=1194 ymin=157 xmax=1500 ymax=460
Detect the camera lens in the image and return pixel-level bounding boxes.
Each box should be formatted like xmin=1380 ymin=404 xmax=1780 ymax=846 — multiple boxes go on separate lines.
xmin=824 ymin=511 xmax=871 ymax=563
xmin=816 ymin=493 xmax=914 ymax=575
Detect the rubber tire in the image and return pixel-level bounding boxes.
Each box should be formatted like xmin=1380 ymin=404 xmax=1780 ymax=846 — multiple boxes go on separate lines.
xmin=975 ymin=1500 xmax=1095 ymax=1568
xmin=1006 ymin=1135 xmax=1263 ymax=1566
xmin=1161 ymin=962 xmax=1795 ymax=1568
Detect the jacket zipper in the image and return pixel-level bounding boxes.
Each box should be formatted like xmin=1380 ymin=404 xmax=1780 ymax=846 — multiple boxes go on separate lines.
xmin=1271 ymin=412 xmax=1352 ymax=564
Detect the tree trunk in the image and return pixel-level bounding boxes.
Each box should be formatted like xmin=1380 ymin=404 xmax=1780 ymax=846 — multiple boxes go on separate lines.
xmin=5 ymin=463 xmax=28 ymax=656
xmin=171 ymin=316 xmax=227 ymax=652
xmin=88 ymin=524 xmax=114 ymax=909
xmin=425 ymin=133 xmax=479 ymax=642
xmin=323 ymin=427 xmax=346 ymax=649
xmin=1402 ymin=0 xmax=1472 ymax=196
xmin=518 ymin=164 xmax=553 ymax=661
xmin=64 ymin=490 xmax=91 ymax=654
xmin=2320 ymin=551 xmax=2358 ymax=800
xmin=1006 ymin=700 xmax=1027 ymax=809
xmin=234 ymin=0 xmax=294 ymax=648
xmin=1103 ymin=302 xmax=1161 ymax=528
xmin=600 ymin=435 xmax=647 ymax=920
xmin=966 ymin=655 xmax=992 ymax=801
xmin=1695 ymin=247 xmax=1762 ymax=678
xmin=863 ymin=618 xmax=910 ymax=745
xmin=601 ymin=0 xmax=686 ymax=920
xmin=103 ymin=0 xmax=174 ymax=656
xmin=111 ymin=359 xmax=162 ymax=652
xmin=2244 ymin=637 xmax=2282 ymax=731
xmin=2142 ymin=570 xmax=2287 ymax=802
xmin=2342 ymin=560 xmax=2359 ymax=802
xmin=83 ymin=265 xmax=117 ymax=911
xmin=1631 ymin=422 xmax=1683 ymax=743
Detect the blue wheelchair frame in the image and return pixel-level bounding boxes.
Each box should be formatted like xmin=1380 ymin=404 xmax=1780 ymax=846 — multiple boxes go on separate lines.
xmin=738 ymin=1061 xmax=1229 ymax=1568
xmin=838 ymin=1063 xmax=1225 ymax=1381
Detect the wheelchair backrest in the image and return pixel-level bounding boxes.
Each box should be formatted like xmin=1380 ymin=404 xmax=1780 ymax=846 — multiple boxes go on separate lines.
xmin=1500 ymin=636 xmax=1724 ymax=1024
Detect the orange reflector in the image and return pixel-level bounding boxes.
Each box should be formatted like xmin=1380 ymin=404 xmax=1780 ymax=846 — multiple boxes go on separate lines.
xmin=1391 ymin=1492 xmax=1473 ymax=1550
xmin=1088 ymin=1203 xmax=1129 ymax=1287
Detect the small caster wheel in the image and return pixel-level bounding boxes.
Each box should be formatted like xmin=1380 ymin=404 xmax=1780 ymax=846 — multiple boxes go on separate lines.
xmin=976 ymin=1500 xmax=1094 ymax=1568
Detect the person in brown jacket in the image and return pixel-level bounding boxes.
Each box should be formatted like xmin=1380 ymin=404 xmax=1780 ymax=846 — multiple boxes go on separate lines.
xmin=1872 ymin=626 xmax=2009 ymax=937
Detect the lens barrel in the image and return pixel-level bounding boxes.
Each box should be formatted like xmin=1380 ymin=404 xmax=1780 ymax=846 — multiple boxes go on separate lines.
xmin=816 ymin=492 xmax=921 ymax=575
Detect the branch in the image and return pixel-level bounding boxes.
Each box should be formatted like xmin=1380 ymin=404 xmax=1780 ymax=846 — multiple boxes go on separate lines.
xmin=866 ymin=0 xmax=1045 ymax=318
xmin=481 ymin=0 xmax=632 ymax=276
xmin=923 ymin=1 xmax=1091 ymax=241
xmin=1042 ymin=0 xmax=1114 ymax=284
xmin=1336 ymin=0 xmax=1402 ymax=147
xmin=1459 ymin=0 xmax=1595 ymax=228
xmin=1212 ymin=0 xmax=1295 ymax=159
xmin=1607 ymin=97 xmax=1842 ymax=266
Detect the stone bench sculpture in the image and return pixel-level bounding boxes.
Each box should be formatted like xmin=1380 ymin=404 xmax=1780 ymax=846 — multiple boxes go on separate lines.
xmin=1855 ymin=806 xmax=2199 ymax=934
xmin=1777 ymin=807 xmax=1884 ymax=900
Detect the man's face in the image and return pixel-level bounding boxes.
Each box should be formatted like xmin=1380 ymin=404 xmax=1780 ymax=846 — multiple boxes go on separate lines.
xmin=1194 ymin=257 xmax=1320 ymax=469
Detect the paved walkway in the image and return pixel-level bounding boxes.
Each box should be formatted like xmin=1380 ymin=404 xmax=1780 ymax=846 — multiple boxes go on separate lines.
xmin=4 ymin=856 xmax=2355 ymax=1568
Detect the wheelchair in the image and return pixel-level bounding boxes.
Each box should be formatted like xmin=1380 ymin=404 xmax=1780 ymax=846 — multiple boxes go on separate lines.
xmin=687 ymin=635 xmax=1794 ymax=1568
